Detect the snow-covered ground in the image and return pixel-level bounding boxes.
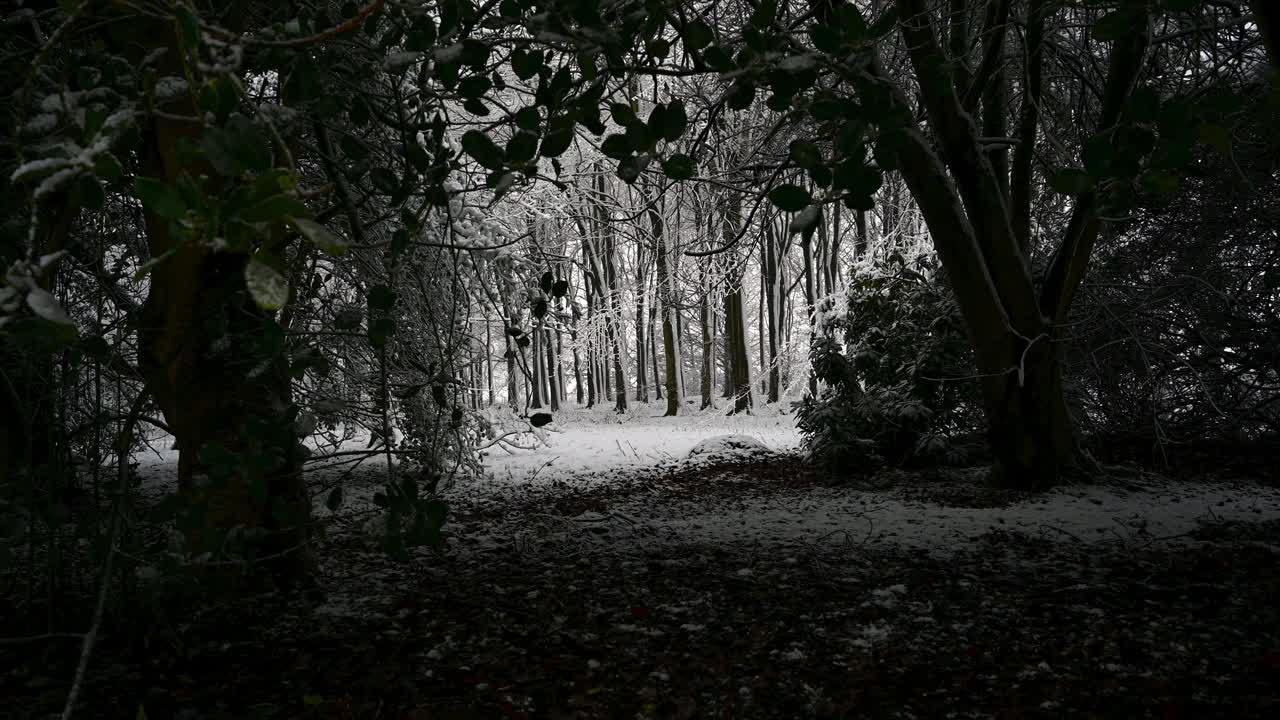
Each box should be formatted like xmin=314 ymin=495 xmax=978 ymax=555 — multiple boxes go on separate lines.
xmin=131 ymin=404 xmax=1280 ymax=560
xmin=478 ymin=402 xmax=800 ymax=485
xmin=629 ymin=480 xmax=1280 ymax=553
xmin=451 ymin=406 xmax=1280 ymax=559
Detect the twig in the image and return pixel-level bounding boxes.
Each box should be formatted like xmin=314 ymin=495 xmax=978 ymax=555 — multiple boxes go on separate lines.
xmin=61 ymin=388 xmax=149 ymax=720
xmin=528 ymin=457 xmax=559 ymax=483
xmin=0 ymin=632 xmax=85 ymax=646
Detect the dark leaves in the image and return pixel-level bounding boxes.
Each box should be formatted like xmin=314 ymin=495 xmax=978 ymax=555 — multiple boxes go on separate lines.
xmin=768 ymin=184 xmax=811 ymax=212
xmin=461 ymin=130 xmax=504 ymax=170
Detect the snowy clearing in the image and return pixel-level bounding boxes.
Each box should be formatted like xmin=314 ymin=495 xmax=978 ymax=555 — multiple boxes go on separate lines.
xmin=477 ymin=403 xmax=800 ymax=485
xmin=437 ymin=408 xmax=1280 ymax=561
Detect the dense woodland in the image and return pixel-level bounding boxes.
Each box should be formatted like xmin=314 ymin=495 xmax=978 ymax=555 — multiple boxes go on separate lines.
xmin=2 ymin=0 xmax=1279 ymax=717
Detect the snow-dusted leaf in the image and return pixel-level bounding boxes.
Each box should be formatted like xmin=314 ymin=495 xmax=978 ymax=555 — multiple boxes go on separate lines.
xmin=288 ymin=216 xmax=348 ymax=256
xmin=244 ymin=258 xmax=289 ymax=311
xmin=779 ymin=53 xmax=817 ymax=72
xmin=25 ymin=288 xmax=74 ymax=325
xmin=384 ymin=51 xmax=423 ymax=71
xmin=10 ymin=157 xmax=67 ymax=184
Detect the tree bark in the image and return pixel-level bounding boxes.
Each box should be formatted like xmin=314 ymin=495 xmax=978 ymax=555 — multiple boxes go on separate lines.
xmin=700 ymin=286 xmax=714 ymax=410
xmin=125 ymin=21 xmax=313 ymax=585
xmin=1011 ymin=0 xmax=1045 ymax=254
xmin=635 ymin=252 xmax=649 ymax=402
xmin=529 ymin=317 xmax=543 ymax=409
xmin=725 ymin=276 xmax=753 ymax=414
xmin=883 ymin=0 xmax=1149 ymax=488
xmin=649 ymin=306 xmax=663 ymax=400
xmin=801 ymin=229 xmax=819 ymax=399
xmin=648 ymin=182 xmax=680 ymax=416
xmin=1252 ymin=0 xmax=1280 ymax=67
xmin=545 ymin=328 xmax=559 ymax=412
xmin=762 ymin=216 xmax=781 ymax=403
xmin=592 ymin=170 xmax=628 ymax=412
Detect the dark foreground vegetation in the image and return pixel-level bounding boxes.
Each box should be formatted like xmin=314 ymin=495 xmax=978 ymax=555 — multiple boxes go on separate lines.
xmin=5 ymin=455 xmax=1280 ymax=719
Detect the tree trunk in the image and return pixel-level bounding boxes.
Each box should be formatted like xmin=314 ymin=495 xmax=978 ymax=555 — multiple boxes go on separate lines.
xmin=700 ymin=284 xmax=714 ymax=410
xmin=725 ymin=277 xmax=753 ymax=414
xmin=647 ymin=184 xmax=680 ymax=416
xmin=675 ymin=308 xmax=686 ymax=399
xmin=555 ymin=315 xmax=567 ymax=404
xmin=980 ymin=337 xmax=1074 ymax=490
xmin=763 ymin=218 xmax=781 ymax=403
xmin=1254 ymin=0 xmax=1280 ymax=66
xmin=648 ymin=305 xmax=662 ymax=400
xmin=529 ymin=318 xmax=543 ymax=409
xmin=1011 ymin=0 xmax=1045 ymax=254
xmin=592 ymin=170 xmax=628 ymax=412
xmin=128 ymin=30 xmax=312 ymax=586
xmin=545 ymin=328 xmax=559 ymax=412
xmin=635 ymin=264 xmax=649 ymax=402
xmin=801 ymin=233 xmax=819 ymax=399
xmin=486 ymin=321 xmax=495 ymax=406
xmin=854 ymin=209 xmax=868 ymax=260
xmin=886 ymin=0 xmax=1149 ymax=488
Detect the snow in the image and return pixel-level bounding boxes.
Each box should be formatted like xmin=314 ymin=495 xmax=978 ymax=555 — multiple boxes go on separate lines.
xmin=383 ymin=51 xmax=423 ymax=71
xmin=459 ymin=409 xmax=1280 ymax=559
xmin=686 ymin=434 xmax=774 ymax=461
xmin=477 ymin=403 xmax=798 ymax=485
xmin=153 ymin=76 xmax=189 ymax=101
xmin=635 ymin=478 xmax=1280 ymax=556
xmin=128 ymin=404 xmax=1280 ymax=564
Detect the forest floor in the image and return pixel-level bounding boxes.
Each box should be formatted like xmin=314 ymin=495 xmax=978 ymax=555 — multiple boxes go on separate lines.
xmin=6 ymin=404 xmax=1280 ymax=719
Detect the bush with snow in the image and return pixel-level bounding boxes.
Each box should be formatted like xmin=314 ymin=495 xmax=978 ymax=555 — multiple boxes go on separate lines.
xmin=686 ymin=435 xmax=774 ymax=463
xmin=797 ymin=251 xmax=982 ymax=469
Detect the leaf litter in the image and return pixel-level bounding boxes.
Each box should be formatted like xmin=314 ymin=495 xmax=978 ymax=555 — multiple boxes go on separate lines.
xmin=5 ymin=409 xmax=1279 ymax=719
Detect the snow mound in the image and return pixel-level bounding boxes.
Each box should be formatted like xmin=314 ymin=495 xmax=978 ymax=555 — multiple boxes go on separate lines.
xmin=687 ymin=435 xmax=774 ymax=462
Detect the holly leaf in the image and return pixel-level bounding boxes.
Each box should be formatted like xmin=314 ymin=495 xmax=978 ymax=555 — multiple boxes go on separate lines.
xmin=768 ymin=184 xmax=811 ymax=212
xmin=662 ymin=153 xmax=695 ymax=180
xmin=657 ymin=100 xmax=688 ymax=142
xmin=241 ymin=195 xmax=309 ymax=223
xmin=134 ymin=177 xmax=187 ymax=220
xmin=788 ymin=140 xmax=821 ymax=169
xmin=540 ymin=128 xmax=574 ymax=157
xmin=461 ymin=130 xmax=504 ymax=170
xmin=367 ymin=285 xmax=397 ymax=310
xmin=245 ymin=258 xmax=289 ymax=311
xmin=288 ymin=216 xmax=348 ymax=256
xmin=682 ymin=19 xmax=714 ymax=50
